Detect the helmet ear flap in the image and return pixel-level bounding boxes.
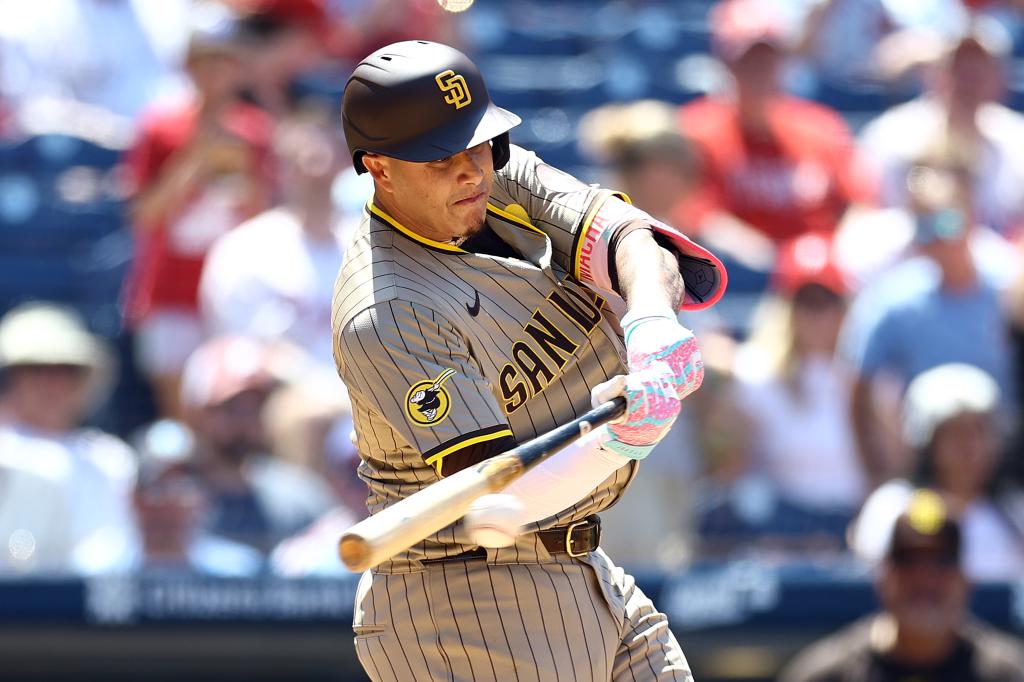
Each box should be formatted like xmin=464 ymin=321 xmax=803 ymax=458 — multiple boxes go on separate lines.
xmin=491 ymin=133 xmax=511 ymax=171
xmin=353 ymin=150 xmax=369 ymax=174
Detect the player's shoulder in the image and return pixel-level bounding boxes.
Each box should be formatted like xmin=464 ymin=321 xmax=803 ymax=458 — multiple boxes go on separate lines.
xmin=858 ymin=98 xmax=938 ymax=150
xmin=490 ymin=143 xmax=537 ymax=200
xmin=74 ymin=428 xmax=139 ymax=484
xmin=0 ymin=426 xmax=74 ymax=482
xmin=778 ymin=617 xmax=874 ymax=682
xmin=496 ymin=143 xmax=536 ymax=177
xmin=772 ymin=97 xmax=853 ymax=143
xmin=962 ymin=619 xmax=1024 ymax=677
xmin=776 ymin=97 xmax=847 ymax=126
xmin=678 ymin=96 xmax=733 ymax=138
xmin=491 ymin=143 xmax=597 ymax=210
xmin=332 ymin=209 xmax=456 ymax=336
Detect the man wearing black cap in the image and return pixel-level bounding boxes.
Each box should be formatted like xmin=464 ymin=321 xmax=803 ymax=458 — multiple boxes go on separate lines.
xmin=780 ymin=489 xmax=1024 ymax=682
xmin=332 ymin=40 xmax=728 ymax=680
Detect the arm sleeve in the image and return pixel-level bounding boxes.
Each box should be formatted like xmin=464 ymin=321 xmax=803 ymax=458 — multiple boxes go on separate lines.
xmin=492 ymin=145 xmax=726 ymax=311
xmin=338 ymin=300 xmax=516 ymax=477
xmin=502 ymin=426 xmax=630 ymax=524
xmin=842 ymin=307 xmax=898 ymax=380
xmin=124 ymin=112 xmax=171 ymax=196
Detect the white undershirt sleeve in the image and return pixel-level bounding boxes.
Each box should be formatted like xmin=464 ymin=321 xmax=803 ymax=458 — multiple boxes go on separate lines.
xmin=500 ymin=426 xmax=631 ymax=525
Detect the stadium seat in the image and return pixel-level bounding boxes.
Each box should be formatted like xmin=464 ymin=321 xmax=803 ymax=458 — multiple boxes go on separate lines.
xmin=1005 ymin=58 xmax=1024 ymax=110
xmin=0 ymin=203 xmax=125 ymax=252
xmin=812 ymin=79 xmax=897 ymax=113
xmin=0 ymin=134 xmax=121 ymax=176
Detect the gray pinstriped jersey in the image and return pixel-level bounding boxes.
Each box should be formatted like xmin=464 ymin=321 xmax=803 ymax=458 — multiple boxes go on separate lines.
xmin=332 ymin=145 xmax=641 ymax=568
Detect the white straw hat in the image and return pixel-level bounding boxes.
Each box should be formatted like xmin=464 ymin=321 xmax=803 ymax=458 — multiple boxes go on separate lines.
xmin=0 ymin=302 xmax=108 ymax=370
xmin=902 ymin=363 xmax=1000 ymax=448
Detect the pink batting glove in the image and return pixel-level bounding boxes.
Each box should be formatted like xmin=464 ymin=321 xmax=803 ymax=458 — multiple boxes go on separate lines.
xmin=621 ymin=305 xmax=704 ymax=401
xmin=590 ymin=364 xmax=681 ymax=460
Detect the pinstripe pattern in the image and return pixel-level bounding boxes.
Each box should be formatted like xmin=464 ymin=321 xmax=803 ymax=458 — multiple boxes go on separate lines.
xmin=335 ymin=144 xmax=690 ymax=680
xmin=352 ymin=550 xmax=692 ymax=681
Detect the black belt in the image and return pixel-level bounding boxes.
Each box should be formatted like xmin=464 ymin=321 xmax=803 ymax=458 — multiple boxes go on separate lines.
xmin=421 ymin=515 xmax=601 ymax=565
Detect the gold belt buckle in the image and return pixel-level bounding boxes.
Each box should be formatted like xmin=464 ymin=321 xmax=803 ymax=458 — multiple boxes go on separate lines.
xmin=565 ymin=520 xmax=588 ymax=558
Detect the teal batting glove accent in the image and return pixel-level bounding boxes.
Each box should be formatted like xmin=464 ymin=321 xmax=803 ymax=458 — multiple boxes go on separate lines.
xmin=600 ymin=438 xmax=656 ymax=461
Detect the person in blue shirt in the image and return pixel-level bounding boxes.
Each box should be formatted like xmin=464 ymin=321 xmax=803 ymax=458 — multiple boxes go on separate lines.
xmin=841 ymin=164 xmax=1015 ymax=486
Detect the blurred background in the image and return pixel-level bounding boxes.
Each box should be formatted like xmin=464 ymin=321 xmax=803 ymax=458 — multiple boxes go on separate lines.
xmin=0 ymin=0 xmax=1023 ymax=680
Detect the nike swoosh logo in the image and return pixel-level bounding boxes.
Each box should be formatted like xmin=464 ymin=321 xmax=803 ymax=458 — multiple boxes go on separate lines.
xmin=466 ymin=290 xmax=480 ymax=317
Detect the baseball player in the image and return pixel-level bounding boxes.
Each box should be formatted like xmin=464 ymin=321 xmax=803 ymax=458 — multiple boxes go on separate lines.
xmin=332 ymin=41 xmax=727 ymax=681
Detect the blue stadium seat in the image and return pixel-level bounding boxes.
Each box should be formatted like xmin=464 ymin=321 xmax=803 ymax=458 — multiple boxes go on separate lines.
xmin=0 ymin=134 xmax=121 ymax=176
xmin=1010 ymin=21 xmax=1024 ymax=57
xmin=1005 ymin=58 xmax=1024 ymax=111
xmin=480 ymin=54 xmax=609 ymax=109
xmin=813 ymin=79 xmax=896 ymax=113
xmin=0 ymin=203 xmax=125 ymax=253
xmin=0 ymin=172 xmax=44 ymax=225
xmin=482 ymin=27 xmax=589 ymax=56
xmin=0 ymin=253 xmax=82 ymax=303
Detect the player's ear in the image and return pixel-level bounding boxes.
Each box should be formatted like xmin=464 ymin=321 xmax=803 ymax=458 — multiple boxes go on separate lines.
xmin=362 ymin=154 xmax=392 ymax=188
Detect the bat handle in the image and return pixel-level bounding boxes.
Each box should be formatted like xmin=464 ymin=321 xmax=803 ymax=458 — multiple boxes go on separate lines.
xmin=338 ymin=396 xmax=627 ymax=572
xmin=512 ymin=396 xmax=626 ymax=469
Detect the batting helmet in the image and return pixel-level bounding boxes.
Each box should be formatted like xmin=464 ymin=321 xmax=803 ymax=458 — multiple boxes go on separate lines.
xmin=342 ymin=40 xmax=521 ymax=174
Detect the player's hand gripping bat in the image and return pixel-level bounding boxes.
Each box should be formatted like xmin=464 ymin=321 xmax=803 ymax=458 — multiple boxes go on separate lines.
xmin=338 ymin=397 xmax=627 ymax=572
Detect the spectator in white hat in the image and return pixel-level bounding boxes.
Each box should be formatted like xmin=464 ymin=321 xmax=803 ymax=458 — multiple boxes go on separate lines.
xmin=0 ymin=302 xmax=140 ymax=575
xmin=850 ymin=362 xmax=1024 ymax=582
xmin=841 ymin=164 xmax=1016 ymax=484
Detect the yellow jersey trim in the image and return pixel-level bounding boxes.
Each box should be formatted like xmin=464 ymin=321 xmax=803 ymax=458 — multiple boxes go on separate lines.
xmin=572 ymin=191 xmax=632 ymax=282
xmin=424 ymin=427 xmax=514 ymax=476
xmin=486 ymin=202 xmax=546 ymax=236
xmin=368 ymin=201 xmax=466 ymax=254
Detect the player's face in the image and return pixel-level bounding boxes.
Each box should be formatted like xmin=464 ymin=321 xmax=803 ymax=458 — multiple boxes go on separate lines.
xmin=944 ymin=43 xmax=1002 ymax=109
xmin=879 ymin=550 xmax=967 ymax=635
xmin=790 ymin=284 xmax=846 ymax=356
xmin=370 ymin=142 xmax=494 ymax=242
xmin=730 ymin=42 xmax=781 ymax=99
xmin=930 ymin=412 xmax=998 ymax=500
xmin=194 ymin=389 xmax=271 ymax=463
xmin=3 ymin=364 xmax=92 ymax=432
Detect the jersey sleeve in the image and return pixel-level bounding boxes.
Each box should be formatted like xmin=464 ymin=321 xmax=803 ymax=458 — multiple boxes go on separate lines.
xmin=492 ymin=145 xmax=726 ymax=311
xmin=124 ymin=113 xmax=169 ymax=200
xmin=337 ymin=300 xmax=515 ymax=476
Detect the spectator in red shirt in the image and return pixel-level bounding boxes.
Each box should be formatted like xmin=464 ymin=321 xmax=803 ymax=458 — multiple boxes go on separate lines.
xmin=124 ymin=6 xmax=274 ymax=420
xmin=678 ymin=0 xmax=876 ymax=271
xmin=228 ymin=0 xmax=330 ymax=119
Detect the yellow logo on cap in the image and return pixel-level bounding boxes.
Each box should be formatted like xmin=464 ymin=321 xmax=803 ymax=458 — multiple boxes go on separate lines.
xmin=435 ymin=69 xmax=472 ymax=109
xmin=405 ymin=368 xmax=456 ymax=427
xmin=907 ymin=489 xmax=947 ymax=535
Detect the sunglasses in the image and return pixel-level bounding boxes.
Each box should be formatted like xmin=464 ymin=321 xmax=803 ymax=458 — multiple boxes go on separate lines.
xmin=792 ymin=284 xmax=844 ymax=310
xmin=915 ymin=208 xmax=966 ymax=245
xmin=889 ymin=550 xmax=959 ymax=570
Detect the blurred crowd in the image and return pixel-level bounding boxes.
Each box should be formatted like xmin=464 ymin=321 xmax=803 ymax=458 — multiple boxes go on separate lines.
xmin=0 ymin=0 xmax=1023 ymax=610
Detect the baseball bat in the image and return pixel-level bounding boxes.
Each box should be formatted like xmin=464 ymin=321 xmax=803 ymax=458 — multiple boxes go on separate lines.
xmin=338 ymin=396 xmax=627 ymax=572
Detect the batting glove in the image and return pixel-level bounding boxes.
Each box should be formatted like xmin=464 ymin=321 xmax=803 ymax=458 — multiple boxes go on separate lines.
xmin=621 ymin=305 xmax=704 ymax=401
xmin=590 ymin=365 xmax=681 ymax=461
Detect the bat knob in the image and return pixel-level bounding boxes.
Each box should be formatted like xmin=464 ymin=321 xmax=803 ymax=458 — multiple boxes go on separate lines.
xmin=339 ymin=533 xmax=372 ymax=572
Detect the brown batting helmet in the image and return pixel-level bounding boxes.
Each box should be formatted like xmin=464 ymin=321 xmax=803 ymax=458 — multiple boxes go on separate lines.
xmin=341 ymin=40 xmax=521 ymax=174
